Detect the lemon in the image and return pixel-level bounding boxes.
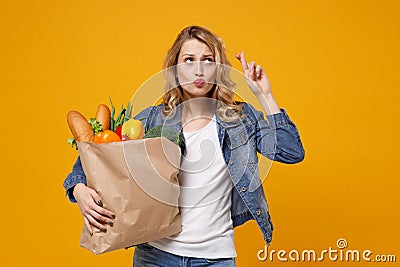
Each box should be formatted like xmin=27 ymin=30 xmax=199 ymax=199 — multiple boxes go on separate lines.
xmin=121 ymin=119 xmax=144 ymax=140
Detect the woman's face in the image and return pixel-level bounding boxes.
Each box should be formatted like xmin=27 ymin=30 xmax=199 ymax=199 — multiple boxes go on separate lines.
xmin=176 ymin=39 xmax=217 ymax=99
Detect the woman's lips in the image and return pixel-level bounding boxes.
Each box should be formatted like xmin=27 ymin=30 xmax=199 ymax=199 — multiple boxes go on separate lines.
xmin=194 ymin=78 xmax=205 ymax=87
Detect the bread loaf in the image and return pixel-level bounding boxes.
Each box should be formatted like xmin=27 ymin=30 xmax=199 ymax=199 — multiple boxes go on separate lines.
xmin=96 ymin=104 xmax=111 ymax=130
xmin=67 ymin=111 xmax=94 ymax=142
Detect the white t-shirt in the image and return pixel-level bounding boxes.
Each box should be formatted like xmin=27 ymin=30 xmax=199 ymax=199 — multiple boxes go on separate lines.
xmin=149 ymin=115 xmax=237 ymax=258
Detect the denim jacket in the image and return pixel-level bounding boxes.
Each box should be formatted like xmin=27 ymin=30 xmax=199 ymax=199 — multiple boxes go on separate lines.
xmin=63 ymin=102 xmax=305 ymax=245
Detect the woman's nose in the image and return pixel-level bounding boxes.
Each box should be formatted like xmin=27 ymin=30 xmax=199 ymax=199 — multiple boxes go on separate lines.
xmin=195 ymin=61 xmax=204 ymax=76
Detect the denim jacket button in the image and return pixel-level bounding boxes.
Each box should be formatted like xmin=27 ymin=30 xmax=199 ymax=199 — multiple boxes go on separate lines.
xmin=241 ymin=187 xmax=247 ymax=192
xmin=256 ymin=209 xmax=261 ymax=215
xmin=229 ymin=160 xmax=234 ymax=165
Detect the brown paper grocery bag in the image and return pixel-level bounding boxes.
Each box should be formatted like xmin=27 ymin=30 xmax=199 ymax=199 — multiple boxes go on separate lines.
xmin=77 ymin=137 xmax=182 ymax=255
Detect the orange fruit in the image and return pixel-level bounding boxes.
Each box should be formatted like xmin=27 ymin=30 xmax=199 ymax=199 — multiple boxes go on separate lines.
xmin=100 ymin=130 xmax=121 ymax=143
xmin=122 ymin=119 xmax=144 ymax=140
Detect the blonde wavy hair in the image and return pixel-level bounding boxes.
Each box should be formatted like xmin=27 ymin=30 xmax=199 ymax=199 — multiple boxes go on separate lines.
xmin=162 ymin=25 xmax=243 ymax=122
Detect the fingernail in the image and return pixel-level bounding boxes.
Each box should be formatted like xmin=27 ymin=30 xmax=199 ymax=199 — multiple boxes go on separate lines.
xmin=97 ymin=200 xmax=103 ymax=207
xmin=111 ymin=214 xmax=116 ymax=219
xmin=102 ymin=228 xmax=107 ymax=233
xmin=108 ymin=221 xmax=113 ymax=226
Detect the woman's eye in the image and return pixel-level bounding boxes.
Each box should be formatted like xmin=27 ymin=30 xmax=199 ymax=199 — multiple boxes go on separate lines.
xmin=183 ymin=57 xmax=213 ymax=64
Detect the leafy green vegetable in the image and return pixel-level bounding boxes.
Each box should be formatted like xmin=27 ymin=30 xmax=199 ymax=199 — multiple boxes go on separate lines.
xmin=109 ymin=97 xmax=116 ymax=131
xmin=125 ymin=102 xmax=132 ymax=122
xmin=144 ymin=125 xmax=183 ymax=147
xmin=67 ymin=138 xmax=78 ymax=150
xmin=88 ymin=118 xmax=103 ymax=134
xmin=108 ymin=97 xmax=131 ymax=131
xmin=114 ymin=104 xmax=126 ymax=129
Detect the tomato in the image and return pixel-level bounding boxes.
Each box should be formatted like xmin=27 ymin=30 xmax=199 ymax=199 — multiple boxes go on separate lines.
xmin=122 ymin=135 xmax=131 ymax=141
xmin=115 ymin=125 xmax=122 ymax=139
xmin=93 ymin=132 xmax=103 ymax=144
xmin=100 ymin=130 xmax=121 ymax=143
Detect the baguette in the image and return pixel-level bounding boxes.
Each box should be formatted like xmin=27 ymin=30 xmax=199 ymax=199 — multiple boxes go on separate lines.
xmin=67 ymin=111 xmax=94 ymax=142
xmin=96 ymin=104 xmax=111 ymax=130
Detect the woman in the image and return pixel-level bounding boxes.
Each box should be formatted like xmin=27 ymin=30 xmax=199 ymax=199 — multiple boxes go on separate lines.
xmin=63 ymin=25 xmax=305 ymax=266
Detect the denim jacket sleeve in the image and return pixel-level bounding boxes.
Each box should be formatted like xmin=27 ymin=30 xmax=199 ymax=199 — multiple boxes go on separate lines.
xmin=244 ymin=102 xmax=305 ymax=164
xmin=63 ymin=157 xmax=86 ymax=203
xmin=62 ymin=106 xmax=154 ymax=203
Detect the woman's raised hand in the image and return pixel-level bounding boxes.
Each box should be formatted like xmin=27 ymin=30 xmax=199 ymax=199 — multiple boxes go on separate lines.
xmin=235 ymin=51 xmax=272 ymax=95
xmin=73 ymin=183 xmax=115 ymax=235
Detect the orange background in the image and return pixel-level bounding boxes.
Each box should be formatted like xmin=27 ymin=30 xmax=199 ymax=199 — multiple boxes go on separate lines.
xmin=1 ymin=0 xmax=399 ymax=266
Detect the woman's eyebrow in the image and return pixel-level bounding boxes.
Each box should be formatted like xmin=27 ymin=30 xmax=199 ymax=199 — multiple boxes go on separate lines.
xmin=181 ymin=53 xmax=214 ymax=57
